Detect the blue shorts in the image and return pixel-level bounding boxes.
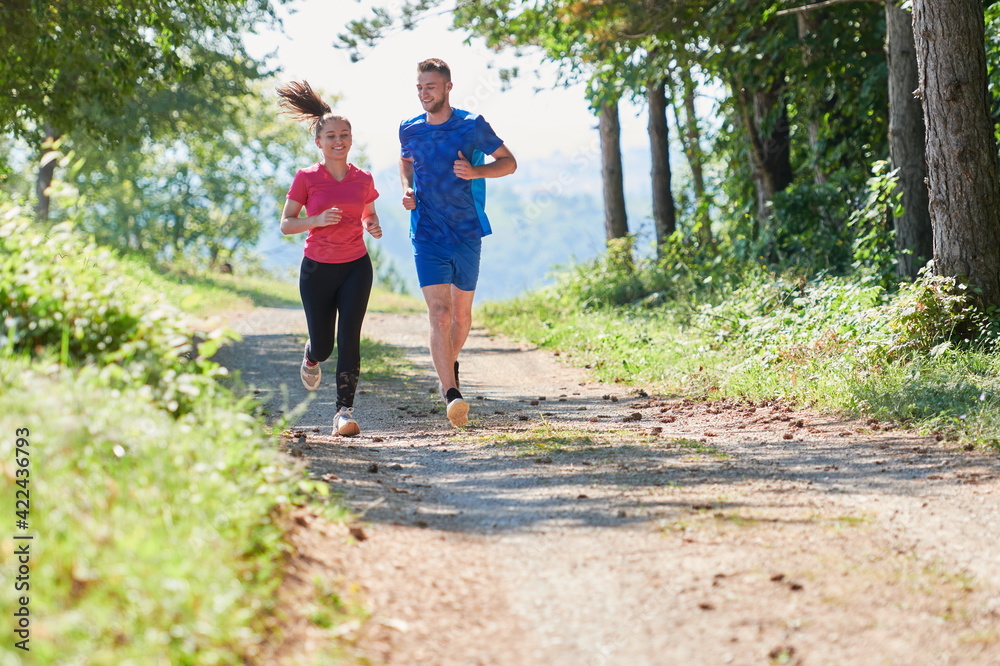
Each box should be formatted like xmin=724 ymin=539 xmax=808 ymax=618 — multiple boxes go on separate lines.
xmin=412 ymin=238 xmax=482 ymax=292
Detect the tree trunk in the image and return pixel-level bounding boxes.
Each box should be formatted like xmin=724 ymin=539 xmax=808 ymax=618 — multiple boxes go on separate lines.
xmin=735 ymin=79 xmax=793 ymax=223
xmin=798 ymin=12 xmax=828 ymax=186
xmin=647 ymin=77 xmax=676 ymax=256
xmin=674 ymin=71 xmax=712 ymax=245
xmin=913 ymin=0 xmax=1000 ymax=307
xmin=887 ymin=0 xmax=932 ymax=280
xmin=34 ymin=123 xmax=60 ymax=222
xmin=599 ymin=100 xmax=629 ymax=241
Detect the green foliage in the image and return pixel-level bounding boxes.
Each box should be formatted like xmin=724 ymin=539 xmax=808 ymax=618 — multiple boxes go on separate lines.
xmin=1 ymin=0 xmax=284 ymax=146
xmin=694 ymin=273 xmax=885 ymax=357
xmin=985 ymin=4 xmax=1000 ymax=144
xmin=766 ymin=176 xmax=856 ymax=271
xmin=543 ymin=233 xmax=755 ymax=312
xmin=64 ymin=81 xmax=316 ymax=267
xmin=847 ymin=160 xmax=901 ymax=285
xmin=867 ymin=266 xmax=1000 ymax=361
xmin=0 ymin=216 xmax=233 ymax=415
xmin=708 ymin=2 xmax=888 ymax=257
xmin=738 ymin=160 xmax=899 ymax=281
xmin=111 ymin=253 xmax=302 ymax=316
xmin=547 ymin=236 xmax=645 ymax=309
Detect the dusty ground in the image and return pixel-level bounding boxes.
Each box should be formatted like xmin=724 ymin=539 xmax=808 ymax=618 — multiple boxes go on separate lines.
xmin=216 ymin=306 xmax=1000 ymax=666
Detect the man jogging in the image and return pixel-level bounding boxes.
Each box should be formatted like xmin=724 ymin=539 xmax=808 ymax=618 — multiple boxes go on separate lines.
xmin=399 ymin=58 xmax=517 ymax=427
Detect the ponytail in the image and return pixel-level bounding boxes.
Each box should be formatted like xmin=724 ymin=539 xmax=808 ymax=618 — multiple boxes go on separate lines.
xmin=276 ymin=80 xmax=350 ymax=137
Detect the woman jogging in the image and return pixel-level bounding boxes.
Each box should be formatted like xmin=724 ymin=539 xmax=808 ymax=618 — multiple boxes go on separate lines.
xmin=277 ymin=80 xmax=382 ymax=437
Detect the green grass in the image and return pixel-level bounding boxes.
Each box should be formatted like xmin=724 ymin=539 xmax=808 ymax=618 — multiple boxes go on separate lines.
xmin=115 ymin=252 xmax=425 ymax=320
xmin=367 ymin=286 xmax=426 ymax=315
xmin=673 ymin=438 xmax=731 ymax=459
xmin=116 ymin=253 xmax=301 ymax=317
xmin=461 ymin=423 xmax=622 ymax=455
xmin=358 ymin=338 xmax=414 ymax=382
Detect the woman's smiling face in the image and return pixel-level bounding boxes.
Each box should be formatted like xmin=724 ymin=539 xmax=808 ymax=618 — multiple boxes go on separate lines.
xmin=315 ymin=118 xmax=352 ymax=160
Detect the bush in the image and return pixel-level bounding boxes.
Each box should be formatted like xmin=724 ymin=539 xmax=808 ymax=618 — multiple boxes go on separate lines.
xmin=0 ymin=216 xmax=237 ymax=414
xmin=864 ymin=265 xmax=1000 ymax=361
xmin=544 ymin=233 xmax=761 ymax=313
xmin=546 ymin=236 xmax=645 ymax=310
xmin=696 ymin=273 xmax=886 ymax=355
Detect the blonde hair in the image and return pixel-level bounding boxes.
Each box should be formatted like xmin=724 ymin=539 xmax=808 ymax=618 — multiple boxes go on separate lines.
xmin=417 ymin=58 xmax=451 ymax=81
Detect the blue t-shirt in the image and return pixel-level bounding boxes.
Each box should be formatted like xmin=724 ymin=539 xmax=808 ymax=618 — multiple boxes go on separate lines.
xmin=399 ymin=108 xmax=505 ymax=243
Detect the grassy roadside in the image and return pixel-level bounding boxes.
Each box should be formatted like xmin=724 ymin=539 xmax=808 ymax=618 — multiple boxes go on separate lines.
xmin=0 ymin=216 xmax=392 ymax=664
xmin=480 ymin=245 xmax=1000 ymax=450
xmin=115 ymin=253 xmax=423 ymax=322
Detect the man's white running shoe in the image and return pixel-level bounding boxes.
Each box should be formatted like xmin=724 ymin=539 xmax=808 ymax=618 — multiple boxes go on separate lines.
xmin=446 ymin=397 xmax=469 ymax=427
xmin=300 ymin=342 xmax=320 ymax=391
xmin=334 ymin=407 xmax=360 ymax=437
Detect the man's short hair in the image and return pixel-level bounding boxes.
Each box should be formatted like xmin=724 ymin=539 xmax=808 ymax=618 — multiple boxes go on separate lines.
xmin=417 ymin=58 xmax=451 ymax=81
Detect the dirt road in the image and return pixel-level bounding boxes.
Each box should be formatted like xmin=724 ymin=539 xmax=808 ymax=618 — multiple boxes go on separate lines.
xmin=217 ymin=306 xmax=1000 ymax=665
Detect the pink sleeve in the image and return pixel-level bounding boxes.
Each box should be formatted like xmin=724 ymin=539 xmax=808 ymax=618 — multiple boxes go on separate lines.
xmin=287 ymin=170 xmax=308 ymax=204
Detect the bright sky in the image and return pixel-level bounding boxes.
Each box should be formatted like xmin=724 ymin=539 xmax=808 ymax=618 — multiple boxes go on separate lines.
xmin=244 ymin=0 xmax=650 ymax=171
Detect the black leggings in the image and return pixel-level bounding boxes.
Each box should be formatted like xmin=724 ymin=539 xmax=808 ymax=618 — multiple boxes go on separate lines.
xmin=299 ymin=254 xmax=373 ymax=409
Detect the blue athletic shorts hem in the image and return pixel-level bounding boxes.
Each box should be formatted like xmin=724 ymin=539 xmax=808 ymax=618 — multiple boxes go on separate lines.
xmin=412 ymin=238 xmax=482 ymax=292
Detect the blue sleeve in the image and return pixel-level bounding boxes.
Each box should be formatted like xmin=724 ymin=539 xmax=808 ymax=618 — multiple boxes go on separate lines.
xmin=475 ymin=115 xmax=504 ymax=156
xmin=399 ymin=122 xmax=412 ymax=160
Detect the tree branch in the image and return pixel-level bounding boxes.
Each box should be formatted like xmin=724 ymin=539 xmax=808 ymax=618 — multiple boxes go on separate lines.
xmin=775 ymin=0 xmax=882 ymax=17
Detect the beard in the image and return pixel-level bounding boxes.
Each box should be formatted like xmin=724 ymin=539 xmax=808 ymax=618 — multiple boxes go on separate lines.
xmin=423 ymin=98 xmax=447 ymax=115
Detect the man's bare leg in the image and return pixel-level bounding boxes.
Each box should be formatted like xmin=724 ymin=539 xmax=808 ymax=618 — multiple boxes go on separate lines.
xmin=422 ymin=284 xmax=475 ymax=425
xmin=448 ymin=284 xmax=474 ymax=387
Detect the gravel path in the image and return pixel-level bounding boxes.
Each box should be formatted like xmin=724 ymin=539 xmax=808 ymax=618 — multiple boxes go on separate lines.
xmin=216 ymin=306 xmax=1000 ymax=666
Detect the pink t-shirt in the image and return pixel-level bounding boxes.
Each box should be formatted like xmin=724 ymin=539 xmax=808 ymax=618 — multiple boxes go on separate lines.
xmin=286 ymin=163 xmax=379 ymax=264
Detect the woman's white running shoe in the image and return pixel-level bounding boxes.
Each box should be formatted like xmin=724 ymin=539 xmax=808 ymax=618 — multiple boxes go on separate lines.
xmin=300 ymin=342 xmax=320 ymax=391
xmin=334 ymin=407 xmax=360 ymax=437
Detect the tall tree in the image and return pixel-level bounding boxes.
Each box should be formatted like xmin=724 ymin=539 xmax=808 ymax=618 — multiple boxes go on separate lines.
xmin=707 ymin=2 xmax=797 ymax=233
xmin=671 ymin=66 xmax=712 ymax=245
xmin=599 ymin=99 xmax=629 ymax=241
xmin=886 ymin=0 xmax=931 ymax=279
xmin=796 ymin=10 xmax=827 ymax=186
xmin=913 ymin=0 xmax=1000 ymax=307
xmin=648 ymin=76 xmax=677 ymax=252
xmin=733 ymin=78 xmax=793 ymax=223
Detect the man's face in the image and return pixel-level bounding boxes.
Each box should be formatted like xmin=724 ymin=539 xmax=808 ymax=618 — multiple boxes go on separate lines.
xmin=416 ymin=71 xmax=452 ymax=114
